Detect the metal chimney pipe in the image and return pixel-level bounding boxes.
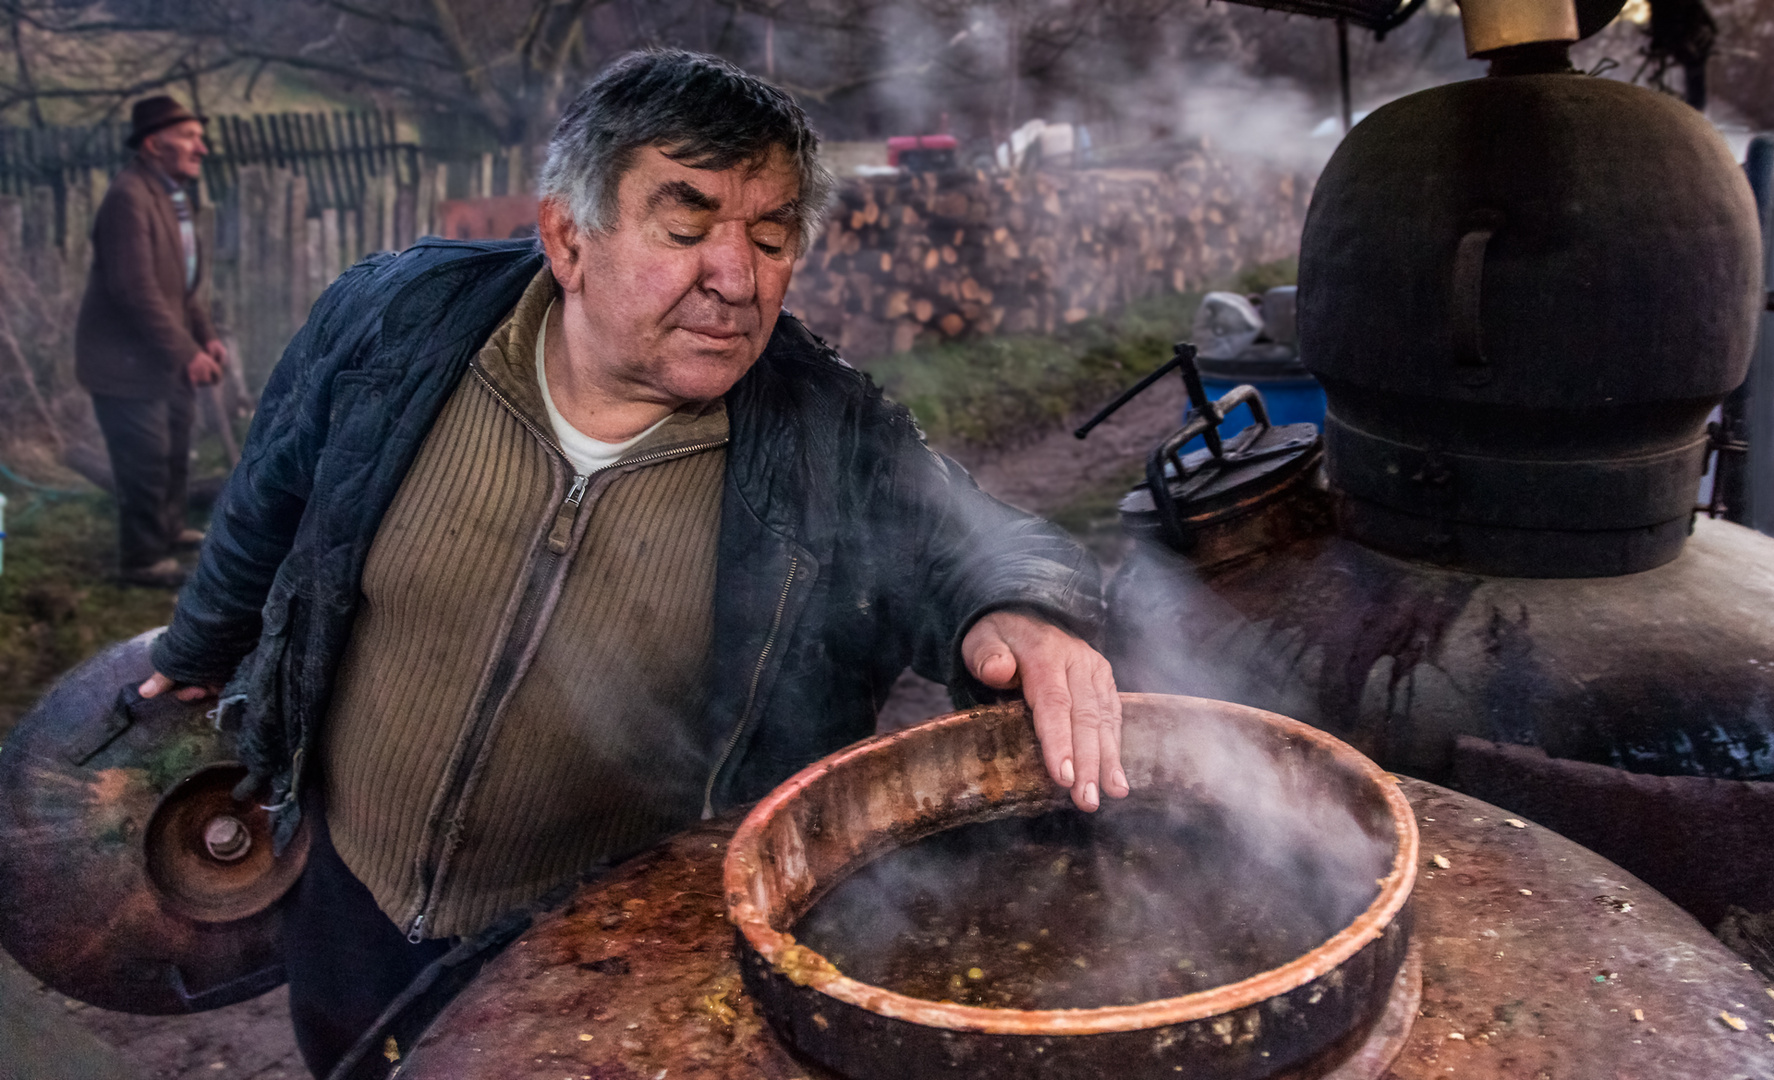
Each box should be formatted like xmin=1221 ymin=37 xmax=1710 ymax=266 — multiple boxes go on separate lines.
xmin=1457 ymin=0 xmax=1580 ymax=55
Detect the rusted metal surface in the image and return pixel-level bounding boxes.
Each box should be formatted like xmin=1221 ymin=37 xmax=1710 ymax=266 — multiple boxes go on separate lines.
xmin=725 ymin=696 xmax=1416 ymax=1080
xmin=401 ymin=818 xmax=787 ymax=1078
xmin=403 ymin=775 xmax=1774 ymax=1079
xmin=1106 ymin=516 xmax=1774 ymax=925
xmin=0 ymin=630 xmax=309 ymax=1014
xmin=1386 ymin=778 xmax=1774 ymax=1079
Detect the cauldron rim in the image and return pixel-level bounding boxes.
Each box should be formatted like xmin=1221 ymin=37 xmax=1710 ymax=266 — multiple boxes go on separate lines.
xmin=724 ymin=692 xmax=1419 ymax=1036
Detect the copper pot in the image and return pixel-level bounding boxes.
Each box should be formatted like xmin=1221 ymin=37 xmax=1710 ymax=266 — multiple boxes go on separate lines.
xmin=725 ymin=693 xmax=1418 ymax=1080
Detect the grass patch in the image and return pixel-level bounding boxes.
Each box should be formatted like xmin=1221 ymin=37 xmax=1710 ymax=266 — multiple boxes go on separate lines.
xmin=0 ymin=489 xmax=179 ymax=738
xmin=860 ymin=260 xmax=1297 ymax=449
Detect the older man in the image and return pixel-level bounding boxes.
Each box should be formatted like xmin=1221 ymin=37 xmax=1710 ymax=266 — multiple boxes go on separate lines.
xmin=140 ymin=51 xmax=1123 ymax=1075
xmin=75 ymin=95 xmax=226 ymax=588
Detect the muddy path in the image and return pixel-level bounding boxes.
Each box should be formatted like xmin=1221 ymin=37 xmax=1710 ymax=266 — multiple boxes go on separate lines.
xmin=951 ymin=372 xmax=1185 ymax=522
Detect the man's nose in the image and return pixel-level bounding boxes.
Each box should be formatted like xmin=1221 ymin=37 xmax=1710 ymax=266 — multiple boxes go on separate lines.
xmin=699 ymin=228 xmax=757 ymax=305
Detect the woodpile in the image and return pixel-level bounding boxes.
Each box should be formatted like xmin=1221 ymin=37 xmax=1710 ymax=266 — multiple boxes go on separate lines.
xmin=785 ymin=149 xmax=1312 ymax=361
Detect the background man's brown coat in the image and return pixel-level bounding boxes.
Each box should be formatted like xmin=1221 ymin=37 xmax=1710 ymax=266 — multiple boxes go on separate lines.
xmin=75 ymin=157 xmax=215 ymax=398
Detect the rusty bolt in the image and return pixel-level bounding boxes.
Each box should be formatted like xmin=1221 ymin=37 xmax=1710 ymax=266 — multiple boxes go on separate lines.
xmin=203 ymin=815 xmax=252 ymax=862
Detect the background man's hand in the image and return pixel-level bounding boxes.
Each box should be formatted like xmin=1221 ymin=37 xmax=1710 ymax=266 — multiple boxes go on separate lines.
xmin=186 ymin=351 xmax=222 ymax=386
xmin=204 ymin=338 xmax=228 ymax=368
xmin=961 ymin=610 xmax=1127 ymax=812
xmin=138 ymin=671 xmax=219 ymax=703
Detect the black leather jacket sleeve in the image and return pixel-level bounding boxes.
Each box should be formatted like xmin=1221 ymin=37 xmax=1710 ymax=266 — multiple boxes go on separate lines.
xmin=880 ymin=427 xmax=1101 ymax=698
xmin=151 ymin=257 xmax=391 ymax=687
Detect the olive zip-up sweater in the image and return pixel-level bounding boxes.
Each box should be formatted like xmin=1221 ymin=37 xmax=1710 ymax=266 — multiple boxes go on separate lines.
xmin=320 ymin=270 xmax=729 ymax=938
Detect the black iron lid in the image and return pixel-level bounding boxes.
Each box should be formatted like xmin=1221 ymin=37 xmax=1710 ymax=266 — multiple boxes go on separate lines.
xmin=1119 ymin=421 xmax=1321 ymax=542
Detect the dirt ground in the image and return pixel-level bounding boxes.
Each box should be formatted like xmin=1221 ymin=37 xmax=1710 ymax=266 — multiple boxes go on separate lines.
xmin=11 ymin=373 xmax=1189 ymax=1080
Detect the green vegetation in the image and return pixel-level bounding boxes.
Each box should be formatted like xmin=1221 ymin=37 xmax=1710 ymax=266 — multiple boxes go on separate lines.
xmin=0 ymin=490 xmax=178 ymax=738
xmin=860 ymin=260 xmax=1296 ymax=449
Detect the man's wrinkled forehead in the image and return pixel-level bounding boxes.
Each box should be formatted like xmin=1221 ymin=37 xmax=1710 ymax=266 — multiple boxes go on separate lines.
xmin=636 ymin=158 xmax=803 ymax=227
xmin=643 ymin=179 xmax=803 ymax=227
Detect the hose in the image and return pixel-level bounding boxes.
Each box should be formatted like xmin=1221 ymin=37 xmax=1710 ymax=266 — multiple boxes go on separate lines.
xmin=0 ymin=459 xmax=88 ymax=498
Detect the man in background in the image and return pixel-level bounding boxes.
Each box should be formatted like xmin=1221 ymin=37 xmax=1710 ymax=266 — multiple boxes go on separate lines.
xmin=75 ymin=95 xmax=226 ymax=589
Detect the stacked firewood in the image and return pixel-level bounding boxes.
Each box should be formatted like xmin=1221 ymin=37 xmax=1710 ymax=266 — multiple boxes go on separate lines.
xmin=786 ymin=148 xmax=1311 ymax=361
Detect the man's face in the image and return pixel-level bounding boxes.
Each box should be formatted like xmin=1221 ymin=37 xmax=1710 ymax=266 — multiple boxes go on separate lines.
xmin=546 ymin=145 xmax=802 ymax=408
xmin=143 ymin=120 xmax=207 ymax=182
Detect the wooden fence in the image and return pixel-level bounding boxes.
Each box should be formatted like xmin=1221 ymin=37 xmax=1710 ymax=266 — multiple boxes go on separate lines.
xmin=0 ymin=112 xmax=535 ymax=392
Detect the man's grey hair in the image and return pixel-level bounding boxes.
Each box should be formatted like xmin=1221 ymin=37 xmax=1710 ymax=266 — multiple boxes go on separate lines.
xmin=538 ymin=49 xmax=835 ymax=254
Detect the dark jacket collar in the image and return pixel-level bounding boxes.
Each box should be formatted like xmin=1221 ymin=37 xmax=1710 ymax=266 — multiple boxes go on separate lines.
xmin=130 ymin=154 xmax=183 ymax=194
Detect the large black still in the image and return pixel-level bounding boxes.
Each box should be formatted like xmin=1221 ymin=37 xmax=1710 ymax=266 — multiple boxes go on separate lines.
xmin=1101 ymin=41 xmax=1774 ymax=945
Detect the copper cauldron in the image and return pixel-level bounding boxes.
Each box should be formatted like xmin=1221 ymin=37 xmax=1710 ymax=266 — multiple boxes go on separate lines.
xmin=724 ymin=694 xmax=1419 ymax=1080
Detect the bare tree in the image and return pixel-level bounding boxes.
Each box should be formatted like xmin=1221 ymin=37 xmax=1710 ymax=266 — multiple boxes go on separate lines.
xmin=0 ymin=1 xmax=243 ymax=125
xmin=1 ymin=0 xmax=1224 ymax=149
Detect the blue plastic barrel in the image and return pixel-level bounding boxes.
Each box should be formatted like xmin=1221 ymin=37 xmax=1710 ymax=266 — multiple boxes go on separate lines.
xmin=1184 ymin=350 xmax=1326 ymax=449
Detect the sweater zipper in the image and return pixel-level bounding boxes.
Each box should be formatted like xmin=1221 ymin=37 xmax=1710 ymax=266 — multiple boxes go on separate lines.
xmin=702 ymin=554 xmax=798 ymax=819
xmin=408 ymin=474 xmax=581 ymax=942
xmin=407 ymin=366 xmax=724 ymax=941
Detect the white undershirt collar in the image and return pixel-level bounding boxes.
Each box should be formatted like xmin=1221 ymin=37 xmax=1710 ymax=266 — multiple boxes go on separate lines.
xmin=536 ymin=300 xmax=669 ymax=476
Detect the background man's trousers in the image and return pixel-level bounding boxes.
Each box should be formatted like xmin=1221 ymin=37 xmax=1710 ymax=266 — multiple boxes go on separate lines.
xmin=90 ymin=391 xmax=193 ymax=572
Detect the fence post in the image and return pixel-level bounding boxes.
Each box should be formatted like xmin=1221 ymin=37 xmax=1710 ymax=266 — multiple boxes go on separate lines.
xmin=286 ymin=173 xmax=309 ymax=347
xmin=378 ymin=168 xmax=397 ymax=253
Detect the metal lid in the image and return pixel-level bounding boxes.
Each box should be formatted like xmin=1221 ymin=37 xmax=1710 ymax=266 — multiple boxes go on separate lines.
xmin=0 ymin=630 xmax=309 ymax=1014
xmin=1119 ymin=421 xmax=1322 ymax=549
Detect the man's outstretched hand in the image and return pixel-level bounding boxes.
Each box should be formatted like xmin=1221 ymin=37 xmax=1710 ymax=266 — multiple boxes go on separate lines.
xmin=961 ymin=610 xmax=1127 ymax=812
xmin=138 ymin=671 xmax=218 ymax=702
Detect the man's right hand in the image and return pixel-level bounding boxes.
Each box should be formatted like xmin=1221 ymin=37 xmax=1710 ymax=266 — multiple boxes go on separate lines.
xmin=186 ymin=351 xmax=223 ymax=386
xmin=139 ymin=671 xmax=219 ymax=702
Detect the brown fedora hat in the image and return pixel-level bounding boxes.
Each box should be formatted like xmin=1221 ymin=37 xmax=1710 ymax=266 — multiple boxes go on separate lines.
xmin=126 ymin=95 xmax=205 ymax=149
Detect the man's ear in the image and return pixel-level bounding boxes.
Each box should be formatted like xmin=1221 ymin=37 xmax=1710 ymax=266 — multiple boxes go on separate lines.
xmin=538 ymin=198 xmax=587 ymax=294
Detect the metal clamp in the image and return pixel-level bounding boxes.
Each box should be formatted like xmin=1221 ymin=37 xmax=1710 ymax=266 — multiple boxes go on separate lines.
xmin=1146 ymin=383 xmax=1276 ymax=551
xmin=1078 ymin=341 xmax=1300 ymax=550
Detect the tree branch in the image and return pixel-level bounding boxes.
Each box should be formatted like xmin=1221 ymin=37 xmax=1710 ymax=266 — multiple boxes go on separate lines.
xmin=426 ymin=0 xmax=511 ymax=133
xmin=229 ymin=47 xmax=480 ymax=106
xmin=0 ymin=53 xmax=240 ymax=110
xmin=318 ymin=0 xmax=447 ymax=39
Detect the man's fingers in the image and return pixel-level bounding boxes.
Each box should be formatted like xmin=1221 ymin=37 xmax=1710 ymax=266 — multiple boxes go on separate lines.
xmin=138 ymin=672 xmax=217 ymax=702
xmin=1026 ymin=676 xmax=1077 ymax=792
xmin=1061 ymin=656 xmax=1108 ymax=811
xmin=138 ymin=672 xmax=176 ymax=698
xmin=1093 ymin=660 xmax=1128 ymax=799
xmin=962 ymin=621 xmax=1021 ymax=689
xmin=966 ymin=610 xmax=1126 ymax=810
xmin=1025 ymin=655 xmax=1102 ymax=811
xmin=974 ymin=649 xmax=1018 ymax=689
